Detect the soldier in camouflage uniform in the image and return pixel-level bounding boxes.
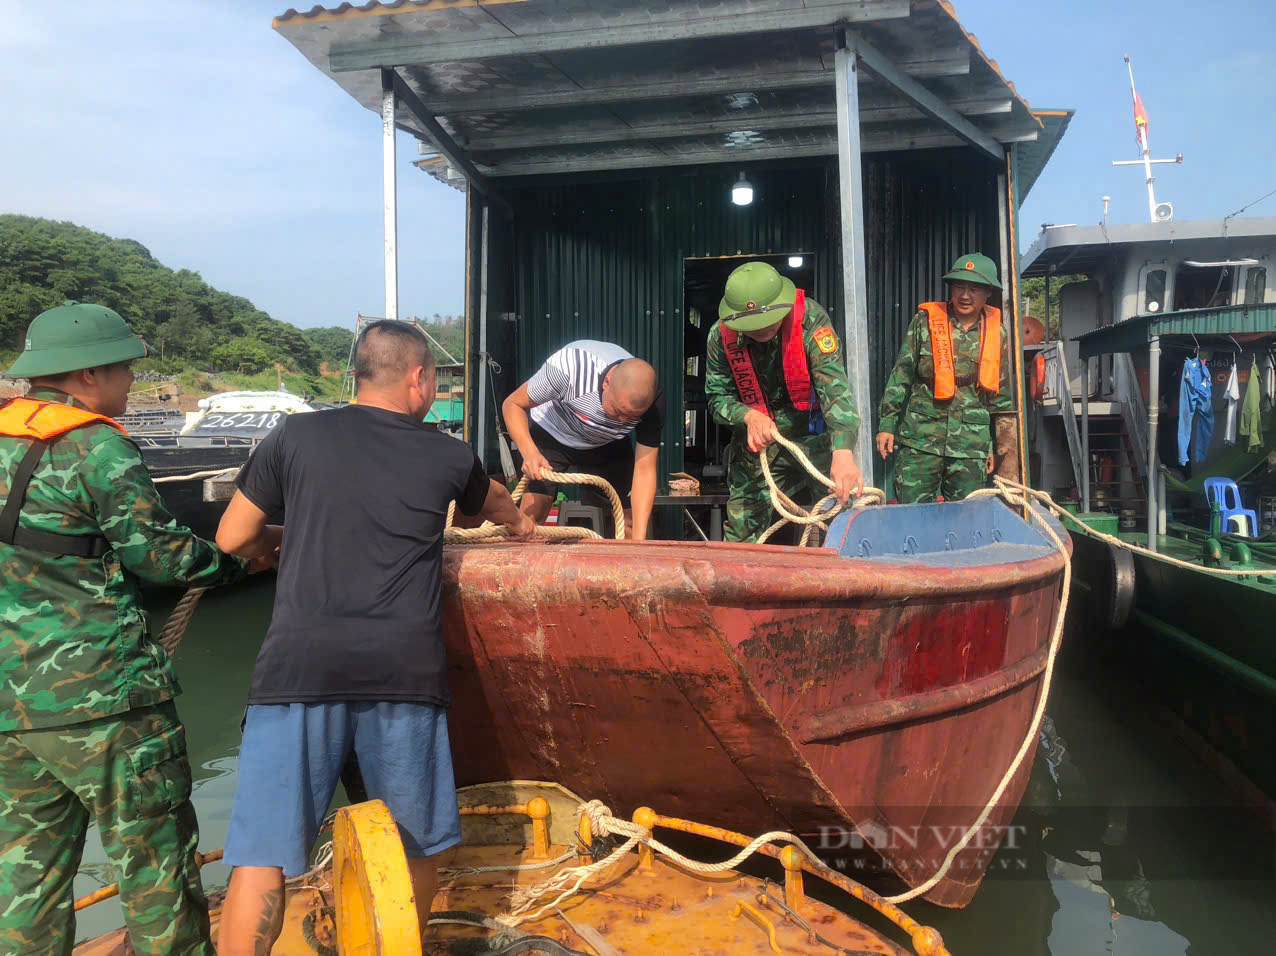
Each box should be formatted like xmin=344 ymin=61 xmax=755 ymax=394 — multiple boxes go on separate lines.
xmin=705 ymin=261 xmax=863 ymax=543
xmin=876 ymin=253 xmax=1019 ymax=503
xmin=0 ymin=304 xmax=252 ymax=955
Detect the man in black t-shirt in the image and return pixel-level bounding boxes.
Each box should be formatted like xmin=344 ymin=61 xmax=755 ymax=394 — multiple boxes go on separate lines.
xmin=213 ymin=320 xmax=533 ymax=952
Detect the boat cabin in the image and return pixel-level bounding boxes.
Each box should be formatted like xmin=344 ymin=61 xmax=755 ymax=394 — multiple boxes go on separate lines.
xmin=1021 ymin=218 xmax=1276 ymax=543
xmin=275 ymin=0 xmax=1072 ymax=533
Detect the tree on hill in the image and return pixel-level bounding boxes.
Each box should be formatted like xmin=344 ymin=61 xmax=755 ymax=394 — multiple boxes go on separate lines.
xmin=304 ymin=326 xmax=356 ymax=371
xmin=0 ymin=214 xmax=319 ymax=374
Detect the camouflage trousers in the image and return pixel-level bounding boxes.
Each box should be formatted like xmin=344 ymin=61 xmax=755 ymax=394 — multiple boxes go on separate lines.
xmin=0 ymin=702 xmax=212 ymax=956
xmin=893 ymin=443 xmax=988 ymax=504
xmin=726 ymin=431 xmax=832 ymax=543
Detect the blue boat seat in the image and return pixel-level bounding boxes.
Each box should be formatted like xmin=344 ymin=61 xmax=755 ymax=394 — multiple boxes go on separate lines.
xmin=1203 ymin=477 xmax=1257 ymax=537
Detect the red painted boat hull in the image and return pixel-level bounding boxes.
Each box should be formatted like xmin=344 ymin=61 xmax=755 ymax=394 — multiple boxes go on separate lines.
xmin=441 ymin=535 xmax=1066 ymax=907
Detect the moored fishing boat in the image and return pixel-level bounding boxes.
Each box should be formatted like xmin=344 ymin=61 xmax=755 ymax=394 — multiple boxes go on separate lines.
xmin=75 ymin=781 xmax=952 ymax=955
xmin=440 ymin=495 xmax=1068 ymax=908
xmin=1018 ymin=60 xmax=1276 ymax=799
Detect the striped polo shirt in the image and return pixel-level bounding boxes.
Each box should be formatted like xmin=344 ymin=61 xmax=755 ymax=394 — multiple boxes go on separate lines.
xmin=526 ymin=340 xmax=664 ymax=450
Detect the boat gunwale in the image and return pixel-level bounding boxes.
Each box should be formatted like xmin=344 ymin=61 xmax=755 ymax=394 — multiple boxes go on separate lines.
xmin=444 ymin=538 xmax=1069 ymax=603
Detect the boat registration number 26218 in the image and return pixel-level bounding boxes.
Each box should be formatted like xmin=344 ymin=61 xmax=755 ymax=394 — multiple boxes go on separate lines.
xmin=197 ymin=412 xmax=283 ymax=430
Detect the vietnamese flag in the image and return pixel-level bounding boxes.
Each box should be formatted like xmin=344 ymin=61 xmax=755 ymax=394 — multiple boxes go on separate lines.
xmin=1133 ymin=91 xmax=1148 ymax=142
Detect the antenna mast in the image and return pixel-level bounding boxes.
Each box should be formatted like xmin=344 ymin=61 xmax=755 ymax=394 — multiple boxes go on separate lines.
xmin=1112 ymin=54 xmax=1182 ymax=223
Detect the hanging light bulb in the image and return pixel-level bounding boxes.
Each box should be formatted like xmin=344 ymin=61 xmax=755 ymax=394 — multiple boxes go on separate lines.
xmin=731 ymin=171 xmax=754 ymax=206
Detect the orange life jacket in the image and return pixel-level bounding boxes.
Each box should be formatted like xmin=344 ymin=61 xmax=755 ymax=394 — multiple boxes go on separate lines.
xmin=720 ymin=289 xmax=813 ymax=418
xmin=0 ymin=397 xmax=125 ymax=441
xmin=919 ymin=302 xmax=1001 ymax=400
xmin=0 ymin=398 xmax=125 ymax=557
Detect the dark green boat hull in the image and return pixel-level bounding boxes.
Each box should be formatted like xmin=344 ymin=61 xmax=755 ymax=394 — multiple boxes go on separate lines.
xmin=1068 ymin=524 xmax=1276 ymax=798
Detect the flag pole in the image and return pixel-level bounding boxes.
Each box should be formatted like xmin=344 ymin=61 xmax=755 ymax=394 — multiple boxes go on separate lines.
xmin=1124 ymin=54 xmax=1158 ymax=223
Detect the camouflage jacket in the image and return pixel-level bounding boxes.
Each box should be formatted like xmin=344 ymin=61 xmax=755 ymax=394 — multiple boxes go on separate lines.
xmin=0 ymin=388 xmax=246 ymax=731
xmin=877 ymin=308 xmax=1014 ymax=460
xmin=705 ymin=299 xmax=861 ymax=451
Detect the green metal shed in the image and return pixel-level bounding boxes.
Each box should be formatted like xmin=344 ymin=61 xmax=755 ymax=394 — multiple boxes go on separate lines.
xmin=274 ymin=0 xmax=1070 ymax=485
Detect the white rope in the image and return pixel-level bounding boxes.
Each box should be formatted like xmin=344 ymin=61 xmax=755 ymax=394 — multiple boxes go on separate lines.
xmin=441 ymin=849 xmax=576 ymax=877
xmin=885 ymin=477 xmax=1069 ymax=903
xmin=442 ymin=470 xmax=624 ymax=544
xmin=755 ymin=433 xmax=885 ymax=545
xmin=152 ymin=468 xmax=238 ymax=484
xmin=497 ymin=796 xmax=939 ymax=949
xmin=885 ymin=477 xmax=1273 ymax=901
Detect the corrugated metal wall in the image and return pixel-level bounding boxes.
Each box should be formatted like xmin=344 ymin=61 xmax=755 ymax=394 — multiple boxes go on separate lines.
xmin=468 ymin=149 xmax=1001 ymax=481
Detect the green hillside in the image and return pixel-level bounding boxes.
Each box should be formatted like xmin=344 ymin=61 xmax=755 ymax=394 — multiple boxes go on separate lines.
xmin=0 ymin=214 xmax=322 ymax=374
xmin=0 ymin=216 xmax=465 ymax=403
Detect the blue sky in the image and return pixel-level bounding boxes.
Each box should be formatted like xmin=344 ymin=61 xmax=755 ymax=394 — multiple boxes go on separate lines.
xmin=2 ymin=1 xmax=1272 ymax=330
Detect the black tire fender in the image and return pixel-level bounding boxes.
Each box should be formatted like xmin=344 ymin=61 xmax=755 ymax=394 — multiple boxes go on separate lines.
xmin=1101 ymin=542 xmax=1136 ymax=631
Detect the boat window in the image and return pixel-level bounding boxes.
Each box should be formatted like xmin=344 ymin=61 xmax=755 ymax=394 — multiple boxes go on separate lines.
xmin=1173 ymin=265 xmax=1233 ymax=310
xmin=1244 ymin=266 xmax=1267 ymax=304
xmin=1143 ymin=269 xmax=1167 ymax=313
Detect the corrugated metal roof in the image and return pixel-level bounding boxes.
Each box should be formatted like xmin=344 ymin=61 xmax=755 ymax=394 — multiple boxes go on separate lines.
xmin=1077 ymin=302 xmax=1276 ymax=358
xmin=1015 ymin=109 xmax=1072 ymax=201
xmin=276 ymin=0 xmax=1051 ymax=180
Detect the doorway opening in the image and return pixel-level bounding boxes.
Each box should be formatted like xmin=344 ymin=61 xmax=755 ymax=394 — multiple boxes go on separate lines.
xmin=681 ymin=253 xmax=817 ymax=489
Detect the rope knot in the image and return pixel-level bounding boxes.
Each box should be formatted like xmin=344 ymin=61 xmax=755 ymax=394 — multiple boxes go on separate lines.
xmin=579 ymin=799 xmax=613 ymax=835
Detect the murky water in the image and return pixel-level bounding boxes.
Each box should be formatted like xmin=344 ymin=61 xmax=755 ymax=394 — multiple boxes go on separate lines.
xmin=73 ymin=578 xmax=1276 ymax=952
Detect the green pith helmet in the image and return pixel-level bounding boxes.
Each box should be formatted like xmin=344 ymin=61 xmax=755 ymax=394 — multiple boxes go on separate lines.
xmin=5 ymin=302 xmax=147 ymax=379
xmin=719 ymin=261 xmax=797 ymax=332
xmin=941 ymin=252 xmax=1002 ymax=290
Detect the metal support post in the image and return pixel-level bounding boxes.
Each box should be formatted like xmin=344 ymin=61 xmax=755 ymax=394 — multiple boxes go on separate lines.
xmin=1147 ymin=335 xmax=1160 ymax=551
xmin=1080 ymin=360 xmax=1090 ymax=512
xmin=476 ymin=205 xmax=491 ymax=468
xmin=380 ymin=69 xmax=399 ymax=320
xmin=834 ymin=34 xmax=875 ymax=476
xmin=999 ymin=160 xmax=1029 ymax=497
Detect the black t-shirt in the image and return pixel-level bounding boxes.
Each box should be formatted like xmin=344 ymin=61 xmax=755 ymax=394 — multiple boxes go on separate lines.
xmin=236 ymin=404 xmax=489 ymax=707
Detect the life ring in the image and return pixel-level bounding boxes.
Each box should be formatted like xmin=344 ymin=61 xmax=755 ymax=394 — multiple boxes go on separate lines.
xmin=1029 ymin=353 xmax=1046 ymax=404
xmin=334 ymin=799 xmax=423 ymax=955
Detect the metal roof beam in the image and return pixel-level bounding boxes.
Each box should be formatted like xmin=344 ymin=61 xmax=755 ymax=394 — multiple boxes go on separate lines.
xmin=388 ymin=70 xmax=511 ymax=217
xmin=459 ymin=98 xmax=1012 ymax=151
xmin=330 ymin=1 xmax=911 ymax=72
xmin=848 ymin=31 xmax=1005 ymax=162
xmin=410 ymin=52 xmax=971 ymax=116
xmin=469 ymin=124 xmax=1039 ymax=177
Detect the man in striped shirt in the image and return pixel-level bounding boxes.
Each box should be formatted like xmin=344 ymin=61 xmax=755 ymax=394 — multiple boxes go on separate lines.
xmin=503 ymin=340 xmax=662 ymax=539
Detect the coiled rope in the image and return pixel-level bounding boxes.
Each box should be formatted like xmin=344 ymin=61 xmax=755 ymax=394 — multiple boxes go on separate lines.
xmin=442 ymin=470 xmax=626 ymax=544
xmin=755 ymin=433 xmax=885 ymax=546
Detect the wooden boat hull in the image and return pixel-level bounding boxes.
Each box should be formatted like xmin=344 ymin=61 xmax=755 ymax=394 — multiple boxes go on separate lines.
xmin=441 ymin=499 xmax=1068 ymax=907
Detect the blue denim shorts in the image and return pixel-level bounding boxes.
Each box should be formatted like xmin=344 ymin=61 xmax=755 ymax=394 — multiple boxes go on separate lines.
xmin=223 ymin=701 xmax=461 ymax=876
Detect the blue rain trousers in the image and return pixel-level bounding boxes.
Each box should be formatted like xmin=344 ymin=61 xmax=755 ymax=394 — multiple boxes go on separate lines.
xmin=1177 ymin=357 xmax=1214 ymax=466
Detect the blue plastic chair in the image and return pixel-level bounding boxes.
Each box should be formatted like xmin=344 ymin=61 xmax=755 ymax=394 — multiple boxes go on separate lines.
xmin=1203 ymin=477 xmax=1258 ymax=536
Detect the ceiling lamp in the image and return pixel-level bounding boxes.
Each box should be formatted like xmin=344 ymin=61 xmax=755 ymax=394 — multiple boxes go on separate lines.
xmin=788 ymin=256 xmax=804 ymax=268
xmin=731 ymin=172 xmax=754 ymax=206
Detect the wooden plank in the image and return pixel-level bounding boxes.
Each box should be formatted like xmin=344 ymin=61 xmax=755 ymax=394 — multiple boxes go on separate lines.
xmin=203 ymin=473 xmax=239 ymax=503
